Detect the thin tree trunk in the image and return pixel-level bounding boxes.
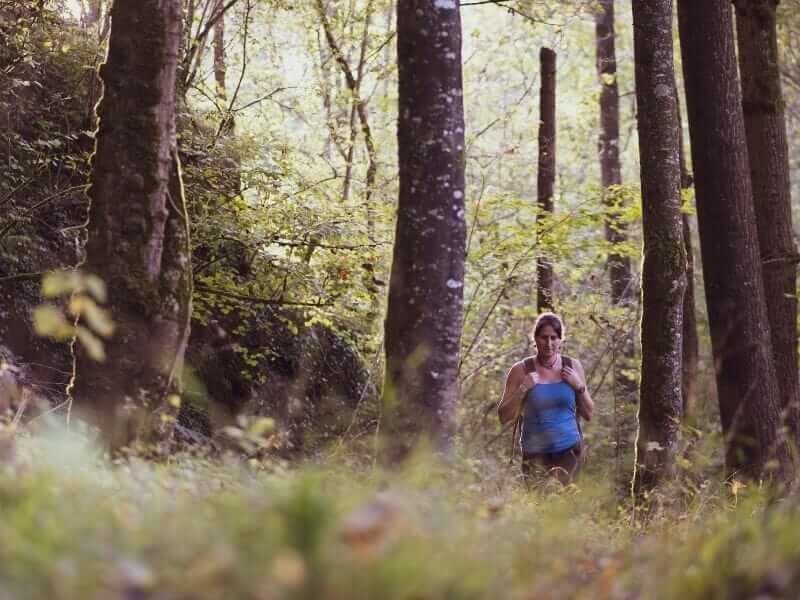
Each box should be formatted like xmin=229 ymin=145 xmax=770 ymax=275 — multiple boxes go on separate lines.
xmin=675 ymin=83 xmax=699 ymax=424
xmin=75 ymin=0 xmax=192 ymax=451
xmin=536 ymin=47 xmax=556 ymax=313
xmin=596 ymin=0 xmax=637 ymax=415
xmin=735 ymin=0 xmax=800 ymax=443
xmin=212 ymin=0 xmax=235 ymax=137
xmin=316 ymin=0 xmax=378 ymax=213
xmin=81 ymin=0 xmax=102 ymax=27
xmin=383 ymin=0 xmax=466 ymax=463
xmin=631 ymin=0 xmax=685 ymax=494
xmin=213 ymin=0 xmax=227 ymax=103
xmin=678 ymin=0 xmax=793 ymax=482
xmin=595 ymin=0 xmax=634 ymax=305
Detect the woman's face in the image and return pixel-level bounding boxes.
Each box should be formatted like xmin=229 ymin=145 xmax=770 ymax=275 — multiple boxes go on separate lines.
xmin=535 ymin=324 xmax=561 ymax=359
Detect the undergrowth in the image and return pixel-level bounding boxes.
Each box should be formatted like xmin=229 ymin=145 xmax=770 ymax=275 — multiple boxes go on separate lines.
xmin=0 ymin=425 xmax=795 ymax=600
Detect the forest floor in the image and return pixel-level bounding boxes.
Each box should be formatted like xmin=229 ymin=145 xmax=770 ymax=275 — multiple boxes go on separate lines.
xmin=0 ymin=424 xmax=797 ymax=600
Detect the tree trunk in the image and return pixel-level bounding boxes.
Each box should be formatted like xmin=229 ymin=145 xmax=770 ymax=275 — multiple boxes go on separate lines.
xmin=735 ymin=0 xmax=800 ymax=442
xmin=81 ymin=0 xmax=102 ymax=28
xmin=595 ymin=0 xmax=634 ymax=305
xmin=75 ymin=0 xmax=192 ymax=450
xmin=675 ymin=75 xmax=699 ymax=424
xmin=678 ymin=0 xmax=793 ymax=482
xmin=212 ymin=0 xmax=235 ymax=137
xmin=536 ymin=47 xmax=556 ymax=313
xmin=631 ymin=0 xmax=685 ymax=493
xmin=213 ymin=1 xmax=227 ymax=103
xmin=596 ymin=0 xmax=637 ymax=416
xmin=383 ymin=0 xmax=466 ymax=462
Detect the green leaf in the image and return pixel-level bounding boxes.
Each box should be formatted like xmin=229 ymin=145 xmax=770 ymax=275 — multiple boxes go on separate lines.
xmin=69 ymin=296 xmax=114 ymax=337
xmin=41 ymin=270 xmax=79 ymax=298
xmin=32 ymin=304 xmax=74 ymax=339
xmin=84 ymin=274 xmax=107 ymax=303
xmin=76 ymin=325 xmax=106 ymax=362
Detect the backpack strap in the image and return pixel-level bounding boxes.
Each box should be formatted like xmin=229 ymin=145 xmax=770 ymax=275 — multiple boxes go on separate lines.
xmin=523 ymin=357 xmax=537 ymax=373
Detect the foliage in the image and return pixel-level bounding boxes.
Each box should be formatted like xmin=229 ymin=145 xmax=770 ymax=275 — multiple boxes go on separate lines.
xmin=32 ymin=269 xmax=113 ymax=361
xmin=0 ymin=428 xmax=794 ymax=599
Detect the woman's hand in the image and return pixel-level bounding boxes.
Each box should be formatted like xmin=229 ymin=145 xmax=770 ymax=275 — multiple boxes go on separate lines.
xmin=562 ymin=359 xmax=594 ymax=420
xmin=561 ymin=365 xmax=585 ymax=393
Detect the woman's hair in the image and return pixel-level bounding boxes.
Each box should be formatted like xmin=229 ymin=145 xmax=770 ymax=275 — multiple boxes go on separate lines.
xmin=530 ymin=312 xmax=565 ymax=340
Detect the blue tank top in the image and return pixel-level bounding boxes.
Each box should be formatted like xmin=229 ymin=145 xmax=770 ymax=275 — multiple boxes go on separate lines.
xmin=520 ymin=382 xmax=580 ymax=454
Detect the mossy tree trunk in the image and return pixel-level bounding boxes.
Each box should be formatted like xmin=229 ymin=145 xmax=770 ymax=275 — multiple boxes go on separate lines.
xmin=631 ymin=0 xmax=685 ymax=494
xmin=536 ymin=47 xmax=556 ymax=313
xmin=675 ymin=78 xmax=699 ymax=424
xmin=678 ymin=0 xmax=793 ymax=482
xmin=75 ymin=0 xmax=192 ymax=450
xmin=382 ymin=0 xmax=466 ymax=462
xmin=734 ymin=0 xmax=800 ymax=444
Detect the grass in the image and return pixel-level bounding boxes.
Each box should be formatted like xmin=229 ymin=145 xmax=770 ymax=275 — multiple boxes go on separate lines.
xmin=0 ymin=424 xmax=797 ymax=599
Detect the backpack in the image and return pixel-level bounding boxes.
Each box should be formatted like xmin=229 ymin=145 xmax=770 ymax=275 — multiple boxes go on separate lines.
xmin=508 ymin=355 xmax=583 ymax=464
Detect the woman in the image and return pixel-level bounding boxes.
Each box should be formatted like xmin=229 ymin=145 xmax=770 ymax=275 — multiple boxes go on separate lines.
xmin=497 ymin=312 xmax=594 ymax=485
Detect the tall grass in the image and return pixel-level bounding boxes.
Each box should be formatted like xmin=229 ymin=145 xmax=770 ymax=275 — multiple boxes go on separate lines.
xmin=0 ymin=425 xmax=795 ymax=599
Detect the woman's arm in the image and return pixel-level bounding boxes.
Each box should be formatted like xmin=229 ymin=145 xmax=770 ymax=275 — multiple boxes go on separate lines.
xmin=497 ymin=362 xmax=535 ymax=425
xmin=574 ymin=359 xmax=594 ymax=420
xmin=562 ymin=358 xmax=594 ymax=421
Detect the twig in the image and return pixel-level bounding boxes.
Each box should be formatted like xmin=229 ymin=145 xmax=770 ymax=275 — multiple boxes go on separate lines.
xmin=195 ymin=283 xmax=334 ymax=307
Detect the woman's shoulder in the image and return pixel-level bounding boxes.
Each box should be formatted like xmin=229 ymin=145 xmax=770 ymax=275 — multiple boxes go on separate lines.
xmin=508 ymin=357 xmax=535 ymax=374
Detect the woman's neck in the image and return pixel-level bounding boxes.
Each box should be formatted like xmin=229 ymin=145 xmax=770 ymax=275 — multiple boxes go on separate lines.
xmin=537 ymin=353 xmax=559 ymax=369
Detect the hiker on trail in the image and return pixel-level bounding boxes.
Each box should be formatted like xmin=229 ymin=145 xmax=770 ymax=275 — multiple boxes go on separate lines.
xmin=497 ymin=312 xmax=594 ymax=485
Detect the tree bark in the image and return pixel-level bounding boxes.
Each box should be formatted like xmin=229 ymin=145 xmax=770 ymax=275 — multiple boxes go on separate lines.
xmin=596 ymin=0 xmax=637 ymax=414
xmin=75 ymin=0 xmax=192 ymax=450
xmin=735 ymin=0 xmax=800 ymax=443
xmin=383 ymin=0 xmax=466 ymax=462
xmin=536 ymin=47 xmax=556 ymax=313
xmin=631 ymin=0 xmax=685 ymax=493
xmin=595 ymin=0 xmax=634 ymax=305
xmin=675 ymin=77 xmax=699 ymax=424
xmin=213 ymin=0 xmax=227 ymax=103
xmin=678 ymin=0 xmax=793 ymax=482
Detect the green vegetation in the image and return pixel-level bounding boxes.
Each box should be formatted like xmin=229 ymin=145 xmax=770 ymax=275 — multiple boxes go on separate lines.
xmin=0 ymin=427 xmax=793 ymax=599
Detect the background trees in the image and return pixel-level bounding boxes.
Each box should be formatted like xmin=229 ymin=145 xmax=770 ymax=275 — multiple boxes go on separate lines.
xmin=735 ymin=0 xmax=800 ymax=442
xmin=1 ymin=0 xmax=800 ymax=486
xmin=678 ymin=0 xmax=793 ymax=481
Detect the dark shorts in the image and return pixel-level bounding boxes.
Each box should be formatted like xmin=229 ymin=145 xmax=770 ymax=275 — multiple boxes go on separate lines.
xmin=521 ymin=442 xmax=583 ymax=485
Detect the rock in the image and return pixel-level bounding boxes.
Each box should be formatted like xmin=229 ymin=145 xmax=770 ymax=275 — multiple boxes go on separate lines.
xmin=183 ymin=306 xmax=376 ymax=454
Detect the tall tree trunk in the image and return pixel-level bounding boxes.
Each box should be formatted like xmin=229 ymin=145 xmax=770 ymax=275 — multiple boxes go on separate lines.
xmin=595 ymin=0 xmax=634 ymax=305
xmin=212 ymin=0 xmax=235 ymax=138
xmin=81 ymin=0 xmax=102 ymax=28
xmin=631 ymin=0 xmax=685 ymax=493
xmin=596 ymin=0 xmax=637 ymax=419
xmin=383 ymin=0 xmax=466 ymax=462
xmin=678 ymin=0 xmax=793 ymax=482
xmin=675 ymin=83 xmax=699 ymax=424
xmin=213 ymin=1 xmax=227 ymax=103
xmin=75 ymin=0 xmax=192 ymax=450
xmin=735 ymin=0 xmax=800 ymax=443
xmin=536 ymin=47 xmax=556 ymax=313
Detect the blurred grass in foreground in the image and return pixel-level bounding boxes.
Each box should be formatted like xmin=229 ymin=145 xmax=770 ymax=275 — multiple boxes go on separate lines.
xmin=0 ymin=426 xmax=796 ymax=600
